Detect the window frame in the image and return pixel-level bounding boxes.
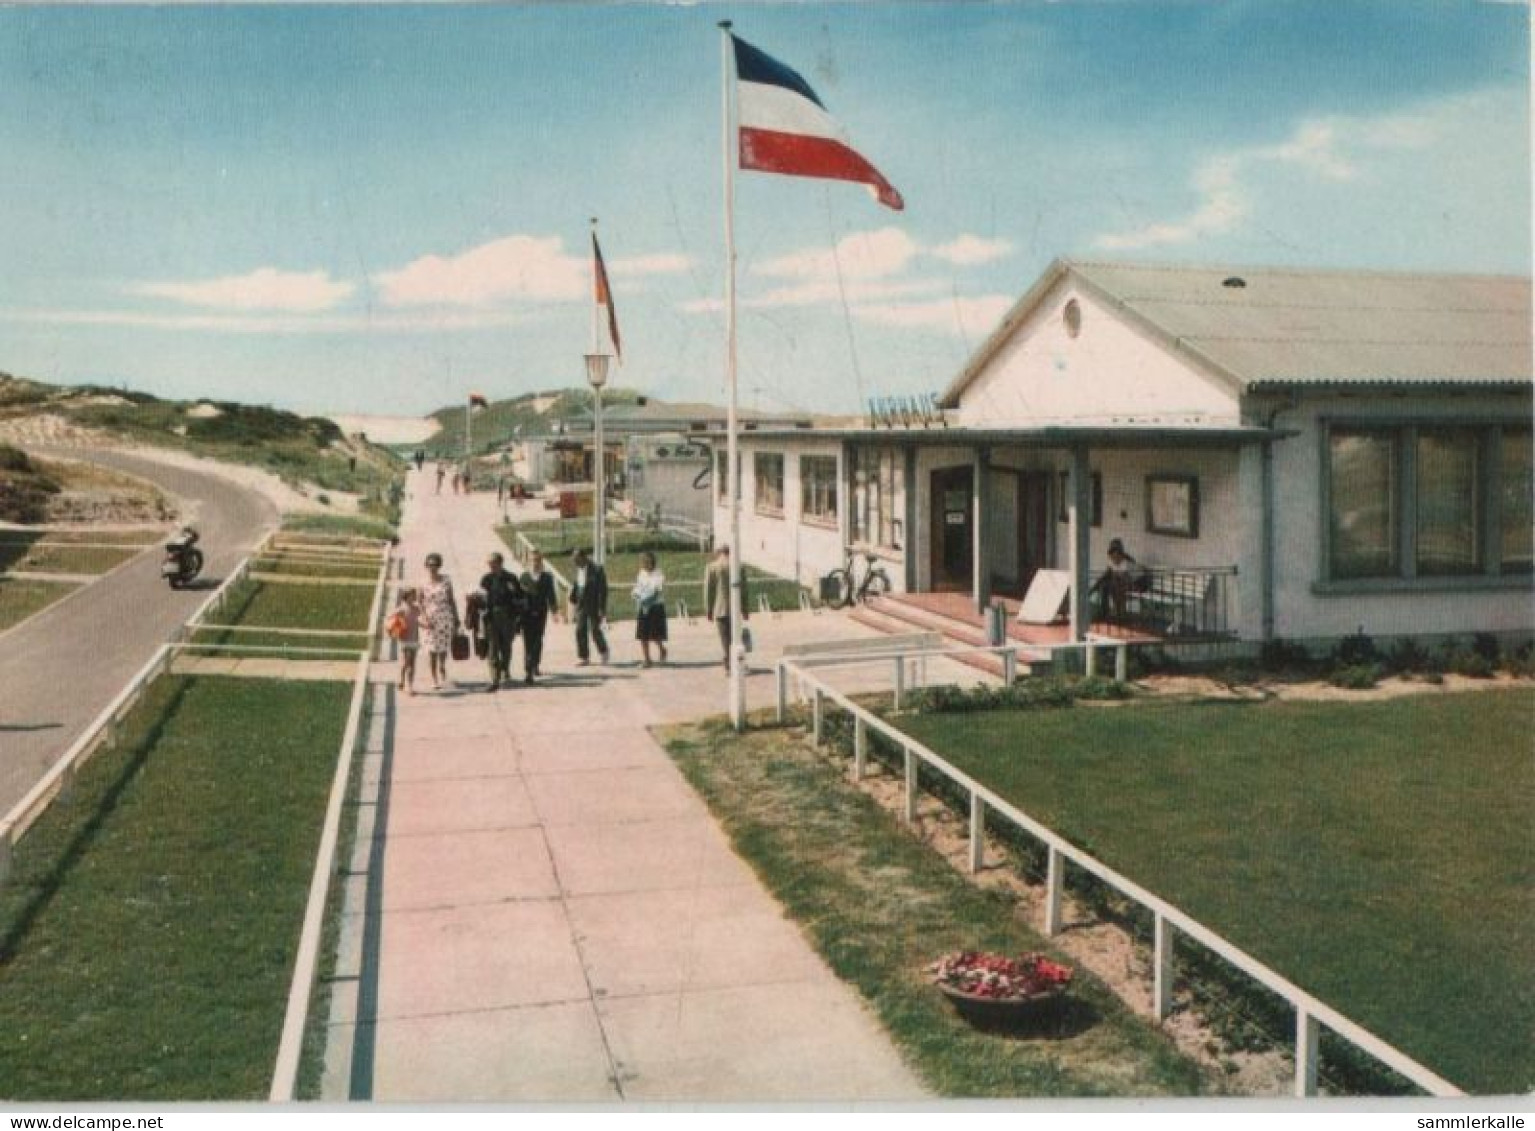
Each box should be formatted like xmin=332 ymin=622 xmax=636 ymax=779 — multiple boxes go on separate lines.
xmin=849 ymin=445 xmax=904 ymax=551
xmin=1317 ymin=417 xmax=1531 ymax=593
xmin=799 ymin=454 xmax=839 ymax=528
xmin=753 ymin=451 xmax=785 ymax=518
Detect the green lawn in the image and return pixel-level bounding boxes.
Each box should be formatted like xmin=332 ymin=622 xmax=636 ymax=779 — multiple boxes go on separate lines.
xmin=3 ymin=543 xmax=140 ymax=575
xmin=499 ymin=523 xmax=803 ymax=621
xmin=659 ymin=716 xmax=1208 ymax=1097
xmin=217 ymin=579 xmax=376 ymax=633
xmin=0 ymin=577 xmax=79 ymax=631
xmin=896 ymin=690 xmax=1535 ymax=1095
xmin=0 ymin=676 xmax=350 ymax=1099
xmin=279 ymin=513 xmax=396 ymax=542
xmin=254 ymin=556 xmax=381 ymax=581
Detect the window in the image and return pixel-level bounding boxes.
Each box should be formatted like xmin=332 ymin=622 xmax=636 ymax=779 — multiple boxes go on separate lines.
xmin=850 ymin=446 xmax=903 ymax=549
xmin=1325 ymin=423 xmax=1530 ymax=582
xmin=1146 ymin=475 xmax=1199 ymax=538
xmin=1416 ymin=430 xmax=1480 ymax=576
xmin=1329 ymin=431 xmax=1398 ymax=579
xmin=1501 ymin=430 xmax=1533 ymax=573
xmin=1056 ymin=470 xmax=1102 ymax=526
xmin=754 ymin=452 xmax=785 ymax=516
xmin=800 ymin=455 xmax=838 ymax=525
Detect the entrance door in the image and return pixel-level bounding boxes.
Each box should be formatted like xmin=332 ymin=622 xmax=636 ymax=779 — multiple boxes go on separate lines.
xmin=930 ymin=466 xmax=974 ymax=591
xmin=1017 ymin=472 xmax=1052 ymax=593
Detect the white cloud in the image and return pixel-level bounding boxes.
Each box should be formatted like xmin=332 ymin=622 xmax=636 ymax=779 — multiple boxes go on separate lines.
xmin=755 ymin=227 xmax=921 ymax=281
xmin=0 ymin=305 xmax=542 ymax=335
xmin=856 ymin=295 xmax=1013 ymax=339
xmin=374 ymin=234 xmax=585 ymax=308
xmin=1093 ymin=93 xmax=1459 ymax=251
xmin=611 ymin=253 xmax=693 ymax=278
xmin=130 ymin=267 xmax=354 ymax=312
xmin=929 ymin=235 xmax=1014 ymax=266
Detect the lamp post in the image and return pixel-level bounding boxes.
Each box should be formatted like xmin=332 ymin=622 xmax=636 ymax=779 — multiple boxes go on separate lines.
xmin=584 ymin=352 xmax=610 ymax=565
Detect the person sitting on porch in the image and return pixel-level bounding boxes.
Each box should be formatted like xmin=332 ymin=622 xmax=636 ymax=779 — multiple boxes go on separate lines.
xmin=1093 ymin=538 xmax=1141 ymax=621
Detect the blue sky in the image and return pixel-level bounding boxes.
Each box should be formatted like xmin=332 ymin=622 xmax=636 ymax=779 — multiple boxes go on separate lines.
xmin=0 ymin=1 xmax=1527 ymax=417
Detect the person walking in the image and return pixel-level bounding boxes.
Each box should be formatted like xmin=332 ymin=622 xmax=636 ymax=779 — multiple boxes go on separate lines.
xmin=420 ymin=553 xmax=459 ymax=690
xmin=520 ymin=548 xmax=558 ymax=683
xmin=390 ymin=587 xmax=422 ymax=695
xmin=632 ymin=551 xmax=668 ymax=667
xmin=435 ymin=461 xmax=446 ymax=495
xmin=568 ymin=548 xmax=609 ymax=666
xmin=477 ymin=552 xmax=525 ymax=693
xmin=704 ymin=544 xmax=749 ymax=674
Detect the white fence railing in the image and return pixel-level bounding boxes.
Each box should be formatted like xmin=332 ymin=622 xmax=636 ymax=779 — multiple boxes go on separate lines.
xmin=773 ymin=651 xmax=1465 ymax=1099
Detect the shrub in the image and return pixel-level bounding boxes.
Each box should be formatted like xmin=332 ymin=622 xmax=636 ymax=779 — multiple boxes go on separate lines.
xmin=1384 ymin=637 xmax=1429 ymax=674
xmin=909 ymin=675 xmax=1131 ymax=714
xmin=1259 ymin=638 xmax=1311 ymax=672
xmin=1506 ymin=643 xmax=1535 ymax=679
xmin=1446 ymin=650 xmax=1495 ymax=679
xmin=1472 ymin=633 xmax=1502 ymax=665
xmin=1328 ymin=663 xmax=1382 ymax=690
xmin=0 ymin=444 xmax=32 ymax=473
xmin=1334 ymin=630 xmax=1379 ymax=667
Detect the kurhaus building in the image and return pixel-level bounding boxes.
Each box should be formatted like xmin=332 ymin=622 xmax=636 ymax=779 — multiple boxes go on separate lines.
xmin=712 ymin=259 xmax=1533 ymax=647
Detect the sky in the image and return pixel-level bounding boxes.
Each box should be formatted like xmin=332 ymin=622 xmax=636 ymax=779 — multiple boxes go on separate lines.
xmin=0 ymin=1 xmax=1527 ymax=418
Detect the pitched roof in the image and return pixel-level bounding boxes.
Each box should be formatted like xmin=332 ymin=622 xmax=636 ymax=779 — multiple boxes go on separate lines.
xmin=939 ymin=259 xmax=1533 ymax=407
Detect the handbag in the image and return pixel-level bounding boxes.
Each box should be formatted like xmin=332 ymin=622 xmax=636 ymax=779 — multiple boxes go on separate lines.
xmin=451 ymin=631 xmax=471 ymax=662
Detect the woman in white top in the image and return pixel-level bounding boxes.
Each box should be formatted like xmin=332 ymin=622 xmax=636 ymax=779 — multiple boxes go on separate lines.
xmin=631 ymin=551 xmax=668 ymax=667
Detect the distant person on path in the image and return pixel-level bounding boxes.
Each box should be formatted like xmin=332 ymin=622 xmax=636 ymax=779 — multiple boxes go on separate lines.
xmin=477 ymin=552 xmax=525 ymax=693
xmin=632 ymin=551 xmax=668 ymax=667
xmin=414 ymin=449 xmax=425 ymax=472
xmin=496 ymin=473 xmax=508 ymax=506
xmin=520 ymin=548 xmax=558 ymax=683
xmin=704 ymin=545 xmax=749 ymax=674
xmin=435 ymin=462 xmax=446 ymax=495
xmin=390 ymin=588 xmax=422 ymax=696
xmin=420 ymin=552 xmax=459 ymax=690
xmin=568 ymin=548 xmax=609 ymax=666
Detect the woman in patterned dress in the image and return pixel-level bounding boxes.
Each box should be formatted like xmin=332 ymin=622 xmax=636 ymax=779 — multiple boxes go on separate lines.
xmin=420 ymin=552 xmax=459 ymax=689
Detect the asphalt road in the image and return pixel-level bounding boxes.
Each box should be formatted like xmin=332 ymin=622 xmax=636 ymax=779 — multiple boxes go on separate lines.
xmin=0 ymin=449 xmax=277 ymax=815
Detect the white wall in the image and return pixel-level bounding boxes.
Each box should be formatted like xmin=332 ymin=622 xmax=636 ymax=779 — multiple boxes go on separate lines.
xmin=955 ymin=279 xmax=1242 ymax=429
xmin=712 ymin=437 xmax=863 ymax=591
xmin=1265 ymin=390 xmax=1532 ymax=641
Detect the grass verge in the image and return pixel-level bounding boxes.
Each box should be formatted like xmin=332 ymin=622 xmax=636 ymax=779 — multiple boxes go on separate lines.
xmin=0 ymin=675 xmax=351 ymax=1099
xmin=895 ymin=689 xmax=1535 ymax=1095
xmin=657 ymin=715 xmax=1209 ymax=1097
xmin=280 ymin=514 xmax=396 ymax=542
xmin=215 ymin=579 xmax=376 ymax=634
xmin=2 ymin=544 xmax=140 ymax=575
xmin=0 ymin=577 xmax=79 ymax=631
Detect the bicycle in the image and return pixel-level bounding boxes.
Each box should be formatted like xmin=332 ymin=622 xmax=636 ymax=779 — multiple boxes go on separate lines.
xmin=822 ymin=547 xmax=892 ymax=609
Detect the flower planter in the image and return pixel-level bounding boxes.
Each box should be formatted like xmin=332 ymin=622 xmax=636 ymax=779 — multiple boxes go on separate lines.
xmin=937 ymin=984 xmax=1067 ymax=1029
xmin=929 ymin=951 xmax=1074 ymax=1032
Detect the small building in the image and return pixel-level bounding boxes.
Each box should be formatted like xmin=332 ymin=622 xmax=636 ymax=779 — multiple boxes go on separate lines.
xmin=717 ymin=259 xmax=1533 ymax=647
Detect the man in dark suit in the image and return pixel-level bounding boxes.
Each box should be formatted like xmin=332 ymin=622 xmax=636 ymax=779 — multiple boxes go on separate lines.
xmin=478 ymin=552 xmax=525 ymax=692
xmin=568 ymin=548 xmax=609 ymax=666
xmin=519 ymin=548 xmax=558 ymax=683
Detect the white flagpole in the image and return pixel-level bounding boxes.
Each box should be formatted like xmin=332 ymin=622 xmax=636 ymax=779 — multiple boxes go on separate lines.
xmin=720 ymin=20 xmax=745 ymax=729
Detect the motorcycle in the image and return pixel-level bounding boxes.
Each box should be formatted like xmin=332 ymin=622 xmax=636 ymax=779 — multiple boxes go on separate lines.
xmin=161 ymin=527 xmax=204 ymax=589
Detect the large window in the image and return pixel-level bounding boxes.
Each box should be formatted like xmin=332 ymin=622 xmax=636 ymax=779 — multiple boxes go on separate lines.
xmin=754 ymin=452 xmax=785 ymax=516
xmin=1326 ymin=423 xmax=1530 ymax=582
xmin=850 ymin=446 xmax=903 ymax=549
xmin=800 ymin=455 xmax=838 ymax=525
xmin=1329 ymin=430 xmax=1399 ymax=579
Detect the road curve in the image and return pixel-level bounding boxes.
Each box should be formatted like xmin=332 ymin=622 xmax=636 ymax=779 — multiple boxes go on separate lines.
xmin=0 ymin=448 xmax=277 ymax=815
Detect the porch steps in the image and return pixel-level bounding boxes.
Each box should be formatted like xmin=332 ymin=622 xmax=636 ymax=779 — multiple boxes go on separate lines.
xmin=851 ymin=598 xmax=1050 ymax=680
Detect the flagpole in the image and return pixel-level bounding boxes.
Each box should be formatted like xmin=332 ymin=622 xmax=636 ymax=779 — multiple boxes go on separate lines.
xmin=590 ymin=217 xmax=606 ymax=567
xmin=720 ymin=20 xmax=744 ymax=730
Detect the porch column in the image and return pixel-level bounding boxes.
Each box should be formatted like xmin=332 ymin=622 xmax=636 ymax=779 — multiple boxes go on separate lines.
xmin=975 ymin=445 xmax=992 ymax=612
xmin=1068 ymin=442 xmax=1092 ymax=640
xmin=902 ymin=445 xmax=918 ymax=592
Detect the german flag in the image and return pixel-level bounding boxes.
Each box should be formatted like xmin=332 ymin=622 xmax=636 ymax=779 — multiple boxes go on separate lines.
xmin=468 ymin=393 xmax=489 ymax=410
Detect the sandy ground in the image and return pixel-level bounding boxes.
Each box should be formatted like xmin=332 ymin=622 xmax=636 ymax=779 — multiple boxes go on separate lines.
xmin=3 ymin=410 xmax=360 ymax=518
xmin=327 ymin=412 xmax=438 ymax=444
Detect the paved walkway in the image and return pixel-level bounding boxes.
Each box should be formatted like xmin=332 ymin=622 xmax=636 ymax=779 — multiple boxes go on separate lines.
xmin=343 ymin=474 xmax=926 ymax=1103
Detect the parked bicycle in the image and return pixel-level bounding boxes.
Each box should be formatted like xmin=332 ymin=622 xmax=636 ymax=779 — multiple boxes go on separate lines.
xmin=821 ymin=547 xmax=892 ymax=609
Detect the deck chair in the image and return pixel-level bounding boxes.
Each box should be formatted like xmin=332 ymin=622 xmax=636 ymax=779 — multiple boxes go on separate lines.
xmin=1016 ymin=569 xmax=1072 ymax=625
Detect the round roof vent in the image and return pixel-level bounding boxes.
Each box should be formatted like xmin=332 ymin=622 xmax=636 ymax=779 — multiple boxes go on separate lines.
xmin=1063 ymin=298 xmax=1082 ymax=338
xmin=1222 ymin=276 xmax=1247 ymax=289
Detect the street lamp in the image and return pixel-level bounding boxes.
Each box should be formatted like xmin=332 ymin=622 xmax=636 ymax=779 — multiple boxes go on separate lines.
xmin=585 ymin=352 xmax=610 ymax=564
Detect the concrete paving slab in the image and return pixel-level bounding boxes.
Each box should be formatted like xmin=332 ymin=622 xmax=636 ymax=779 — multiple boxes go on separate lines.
xmin=524 ymin=763 xmax=709 ymax=828
xmin=567 ymin=883 xmax=828 ymax=1000
xmin=370 ymin=1002 xmax=619 ymax=1103
xmin=381 ymin=826 xmax=560 ymax=911
xmin=542 ymin=816 xmax=759 ymax=897
xmin=388 ymin=733 xmax=517 ymax=783
xmin=375 ymin=899 xmax=588 ymax=1019
xmin=516 ymin=727 xmax=664 ymax=775
xmin=597 ymin=981 xmax=924 ymax=1102
xmin=393 ymin=701 xmax=507 ymax=743
xmin=385 ymin=775 xmax=540 ymax=837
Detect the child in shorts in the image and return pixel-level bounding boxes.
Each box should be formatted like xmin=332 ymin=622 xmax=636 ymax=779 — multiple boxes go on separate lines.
xmin=392 ymin=588 xmax=422 ymax=695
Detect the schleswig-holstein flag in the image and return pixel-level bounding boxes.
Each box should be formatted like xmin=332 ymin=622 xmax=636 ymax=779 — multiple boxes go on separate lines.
xmin=731 ymin=34 xmax=904 ymax=211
